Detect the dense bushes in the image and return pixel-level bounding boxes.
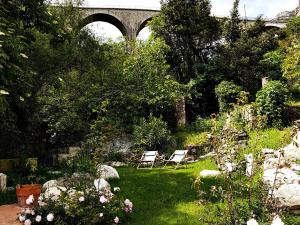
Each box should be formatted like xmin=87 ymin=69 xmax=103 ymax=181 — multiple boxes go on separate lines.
xmin=215 ymin=81 xmax=243 ymax=112
xmin=256 ymin=81 xmax=289 ymax=127
xmin=133 ymin=115 xmax=173 ymax=152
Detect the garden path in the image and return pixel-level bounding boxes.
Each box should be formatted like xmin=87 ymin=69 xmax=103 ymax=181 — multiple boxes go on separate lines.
xmin=0 ymin=204 xmax=21 ymax=225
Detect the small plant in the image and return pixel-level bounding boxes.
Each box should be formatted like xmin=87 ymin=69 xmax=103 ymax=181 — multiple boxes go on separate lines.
xmin=255 ymin=80 xmax=289 ymax=127
xmin=133 ymin=115 xmax=173 ymax=152
xmin=215 ymin=81 xmax=243 ymax=112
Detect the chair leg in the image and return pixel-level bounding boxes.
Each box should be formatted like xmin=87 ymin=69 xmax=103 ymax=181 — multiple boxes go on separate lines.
xmin=174 ymin=162 xmax=180 ymax=170
xmin=150 ymin=160 xmax=155 ymax=169
xmin=163 ymin=161 xmax=169 ymax=168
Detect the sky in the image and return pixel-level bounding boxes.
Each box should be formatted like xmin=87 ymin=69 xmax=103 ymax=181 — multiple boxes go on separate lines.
xmin=82 ymin=0 xmax=299 ymax=41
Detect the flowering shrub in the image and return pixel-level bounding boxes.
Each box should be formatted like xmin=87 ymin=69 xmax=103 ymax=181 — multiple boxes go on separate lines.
xmin=18 ymin=178 xmax=133 ymax=225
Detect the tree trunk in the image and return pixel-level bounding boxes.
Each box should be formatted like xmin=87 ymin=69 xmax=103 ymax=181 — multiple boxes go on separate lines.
xmin=175 ymin=96 xmax=186 ymax=127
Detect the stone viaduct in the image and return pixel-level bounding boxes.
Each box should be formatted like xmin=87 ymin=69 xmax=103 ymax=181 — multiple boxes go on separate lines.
xmin=79 ymin=4 xmax=299 ymax=40
xmin=80 ymin=7 xmax=159 ymax=40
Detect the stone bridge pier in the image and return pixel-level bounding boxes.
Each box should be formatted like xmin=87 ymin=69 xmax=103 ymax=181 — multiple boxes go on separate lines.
xmin=80 ymin=8 xmax=159 ymax=40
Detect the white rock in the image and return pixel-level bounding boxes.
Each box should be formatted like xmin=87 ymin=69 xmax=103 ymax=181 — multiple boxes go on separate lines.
xmin=44 ymin=186 xmax=66 ymax=200
xmin=247 ymin=218 xmax=259 ymax=225
xmin=292 ymin=131 xmax=300 ymax=147
xmin=108 ymin=161 xmax=127 ymax=167
xmin=271 ymin=215 xmax=284 ymax=225
xmin=97 ymin=165 xmax=119 ymax=180
xmin=291 ymin=163 xmax=300 ymax=172
xmin=263 ymin=158 xmax=285 ymax=170
xmin=199 ymin=170 xmax=221 ymax=177
xmin=263 ymin=168 xmax=300 ymax=188
xmin=42 ymin=180 xmax=59 ymax=190
xmin=0 ymin=173 xmax=7 ymax=192
xmin=245 ymin=154 xmax=254 ymax=177
xmin=275 ymin=184 xmax=300 ymax=208
xmin=283 ymin=143 xmax=300 ymax=161
xmin=94 ymin=178 xmax=111 ymax=192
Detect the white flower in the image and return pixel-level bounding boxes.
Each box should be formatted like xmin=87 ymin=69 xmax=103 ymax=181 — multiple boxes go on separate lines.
xmin=26 ymin=195 xmax=34 ymax=205
xmin=38 ymin=195 xmax=43 ymax=201
xmin=35 ymin=215 xmax=42 ymax=223
xmin=79 ymin=196 xmax=85 ymax=202
xmin=100 ymin=195 xmax=108 ymax=203
xmin=247 ymin=218 xmax=259 ymax=225
xmin=0 ymin=90 xmax=9 ymax=95
xmin=24 ymin=219 xmax=32 ymax=225
xmin=31 ymin=210 xmax=35 ymax=215
xmin=19 ymin=215 xmax=26 ymax=222
xmin=271 ymin=215 xmax=284 ymax=225
xmin=46 ymin=213 xmax=54 ymax=222
xmin=99 ymin=213 xmax=103 ymax=217
xmin=114 ymin=216 xmax=119 ymax=224
xmin=114 ymin=187 xmax=120 ymax=192
xmin=20 ymin=53 xmax=28 ymax=59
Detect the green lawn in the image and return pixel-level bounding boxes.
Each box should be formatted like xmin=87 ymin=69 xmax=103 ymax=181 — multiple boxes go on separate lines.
xmin=110 ymin=127 xmax=299 ymax=225
xmin=111 ymin=159 xmax=218 ymax=225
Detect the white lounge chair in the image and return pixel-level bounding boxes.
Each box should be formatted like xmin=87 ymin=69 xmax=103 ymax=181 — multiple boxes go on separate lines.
xmin=137 ymin=151 xmax=158 ymax=169
xmin=164 ymin=150 xmax=189 ymax=169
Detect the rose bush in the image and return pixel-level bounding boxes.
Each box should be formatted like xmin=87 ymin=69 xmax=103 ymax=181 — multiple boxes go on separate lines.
xmin=18 ymin=178 xmax=133 ymax=225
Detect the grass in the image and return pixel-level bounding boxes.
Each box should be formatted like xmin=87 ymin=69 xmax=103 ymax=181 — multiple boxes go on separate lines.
xmin=111 ymin=159 xmax=218 ymax=225
xmin=245 ymin=127 xmax=292 ymax=154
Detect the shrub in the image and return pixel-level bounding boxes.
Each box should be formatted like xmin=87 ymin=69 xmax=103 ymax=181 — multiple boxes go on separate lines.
xmin=255 ymin=81 xmax=289 ymax=127
xmin=133 ymin=115 xmax=173 ymax=152
xmin=190 ymin=116 xmax=212 ymax=132
xmin=18 ymin=176 xmax=133 ymax=225
xmin=215 ymin=81 xmax=243 ymax=112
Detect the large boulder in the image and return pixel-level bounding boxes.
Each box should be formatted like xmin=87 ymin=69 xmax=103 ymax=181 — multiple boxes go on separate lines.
xmin=44 ymin=186 xmax=67 ymax=201
xmin=283 ymin=143 xmax=300 ymax=161
xmin=42 ymin=180 xmax=59 ymax=190
xmin=263 ymin=157 xmax=286 ymax=170
xmin=263 ymin=168 xmax=300 ymax=188
xmin=94 ymin=178 xmax=111 ymax=192
xmin=199 ymin=170 xmax=221 ymax=177
xmin=275 ymin=184 xmax=300 ymax=208
xmin=97 ymin=165 xmax=119 ymax=180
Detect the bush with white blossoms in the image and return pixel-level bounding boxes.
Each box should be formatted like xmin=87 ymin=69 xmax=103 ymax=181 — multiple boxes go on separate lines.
xmin=18 ymin=177 xmax=133 ymax=225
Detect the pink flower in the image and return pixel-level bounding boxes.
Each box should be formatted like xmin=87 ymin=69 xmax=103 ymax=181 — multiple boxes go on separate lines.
xmin=100 ymin=195 xmax=108 ymax=203
xmin=24 ymin=219 xmax=32 ymax=225
xmin=114 ymin=216 xmax=119 ymax=224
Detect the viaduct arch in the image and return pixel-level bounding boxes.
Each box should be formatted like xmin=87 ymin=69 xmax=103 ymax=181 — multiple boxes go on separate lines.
xmin=80 ymin=8 xmax=159 ymax=40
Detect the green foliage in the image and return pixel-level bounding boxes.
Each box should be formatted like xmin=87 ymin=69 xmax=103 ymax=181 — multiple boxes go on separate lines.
xmin=282 ymin=39 xmax=300 ymax=85
xmin=133 ymin=115 xmax=173 ymax=152
xmin=215 ymin=81 xmax=242 ymax=112
xmin=256 ymin=80 xmax=290 ymax=127
xmin=217 ymin=14 xmax=283 ymax=96
xmin=150 ymin=0 xmax=221 ymax=116
xmin=259 ymin=50 xmax=283 ymax=80
xmin=223 ymin=0 xmax=241 ymax=43
xmin=286 ymin=16 xmax=300 ymax=38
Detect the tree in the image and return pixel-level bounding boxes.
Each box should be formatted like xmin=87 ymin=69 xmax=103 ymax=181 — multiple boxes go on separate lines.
xmin=223 ymin=0 xmax=241 ymax=43
xmin=150 ymin=0 xmax=221 ymax=120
